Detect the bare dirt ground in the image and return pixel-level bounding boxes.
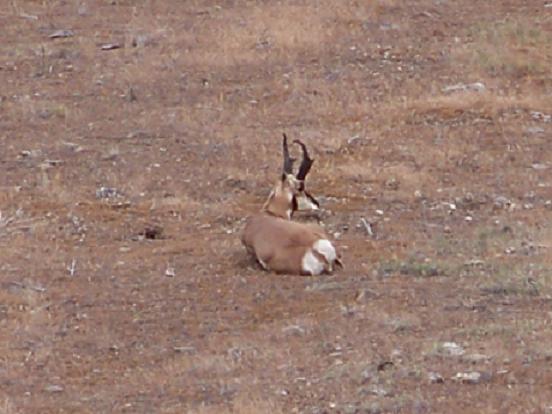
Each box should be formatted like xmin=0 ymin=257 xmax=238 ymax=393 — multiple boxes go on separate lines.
xmin=1 ymin=1 xmax=552 ymax=413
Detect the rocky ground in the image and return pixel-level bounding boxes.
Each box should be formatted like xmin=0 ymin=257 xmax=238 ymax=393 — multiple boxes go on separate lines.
xmin=1 ymin=1 xmax=552 ymax=413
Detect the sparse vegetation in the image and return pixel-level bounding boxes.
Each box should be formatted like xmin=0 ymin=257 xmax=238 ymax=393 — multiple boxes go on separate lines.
xmin=464 ymin=19 xmax=551 ymax=77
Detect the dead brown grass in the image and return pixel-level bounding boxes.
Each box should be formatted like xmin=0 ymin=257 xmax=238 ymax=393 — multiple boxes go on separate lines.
xmin=2 ymin=1 xmax=552 ymax=413
xmin=459 ymin=18 xmax=552 ymax=79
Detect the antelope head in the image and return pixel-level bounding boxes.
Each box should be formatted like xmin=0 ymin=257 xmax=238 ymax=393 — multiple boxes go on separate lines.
xmin=262 ymin=134 xmax=320 ymax=219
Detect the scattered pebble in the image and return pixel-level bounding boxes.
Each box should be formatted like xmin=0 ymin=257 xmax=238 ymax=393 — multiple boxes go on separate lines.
xmin=530 ymin=111 xmax=551 ymax=123
xmin=96 ymin=187 xmax=120 ymax=199
xmin=141 ymin=225 xmax=164 ymax=240
xmin=359 ymin=217 xmax=374 ymax=237
xmin=366 ymin=385 xmax=393 ymax=397
xmin=49 ymin=29 xmax=74 ymax=39
xmin=440 ymin=342 xmax=465 ymax=356
xmin=282 ymin=325 xmax=306 ymax=336
xmin=45 ymin=384 xmax=64 ymax=393
xmin=462 ymin=353 xmax=491 ymax=364
xmin=173 ymin=346 xmax=195 ymax=354
xmin=443 ymin=82 xmax=485 ymax=93
xmin=453 ymin=371 xmax=480 ymax=384
xmin=101 ymin=43 xmax=122 ymax=50
xmin=165 ymin=266 xmax=176 ymax=277
xmin=452 ymin=371 xmax=491 ymax=384
xmin=493 ymin=196 xmax=511 ymax=209
xmin=531 ymin=163 xmax=549 ymax=170
xmin=428 ymin=372 xmax=444 ymax=383
xmin=526 ymin=126 xmax=544 ymax=134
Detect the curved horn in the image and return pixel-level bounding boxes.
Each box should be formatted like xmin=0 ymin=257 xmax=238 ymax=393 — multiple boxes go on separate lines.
xmin=282 ymin=133 xmax=295 ymax=174
xmin=293 ymin=139 xmax=314 ymax=181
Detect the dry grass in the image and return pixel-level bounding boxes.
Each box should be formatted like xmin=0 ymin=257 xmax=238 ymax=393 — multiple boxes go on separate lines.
xmin=398 ymin=92 xmax=552 ymax=122
xmin=190 ymin=393 xmax=284 ymax=414
xmin=2 ymin=1 xmax=552 ymax=413
xmin=460 ymin=18 xmax=552 ymax=78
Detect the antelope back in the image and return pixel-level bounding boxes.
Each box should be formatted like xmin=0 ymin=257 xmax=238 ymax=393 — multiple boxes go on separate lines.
xmin=242 ymin=214 xmax=340 ymax=275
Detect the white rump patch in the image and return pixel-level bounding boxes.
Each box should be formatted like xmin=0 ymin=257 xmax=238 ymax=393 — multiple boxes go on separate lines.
xmin=301 ymin=250 xmax=325 ymax=276
xmin=313 ymin=239 xmax=337 ymax=264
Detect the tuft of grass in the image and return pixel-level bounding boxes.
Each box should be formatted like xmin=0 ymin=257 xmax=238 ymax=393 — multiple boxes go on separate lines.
xmin=0 ymin=397 xmax=18 ymax=414
xmin=189 ymin=392 xmax=284 ymax=414
xmin=461 ymin=19 xmax=551 ymax=78
xmin=378 ymin=258 xmax=449 ymax=278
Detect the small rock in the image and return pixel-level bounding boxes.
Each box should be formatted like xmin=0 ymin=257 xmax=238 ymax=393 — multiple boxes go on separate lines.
xmin=173 ymin=346 xmax=195 ymax=354
xmin=428 ymin=372 xmax=444 ymax=383
xmin=359 ymin=217 xmax=374 ymax=237
xmin=385 ymin=177 xmax=399 ymax=190
xmin=453 ymin=371 xmax=480 ymax=384
xmin=504 ymin=246 xmax=516 ymax=255
xmin=493 ymin=195 xmax=511 ymax=209
xmin=363 ymin=385 xmax=392 ymax=397
xmin=443 ymin=82 xmax=486 ymax=93
xmin=305 ymin=281 xmax=343 ymax=292
xmin=343 ymin=405 xmax=358 ymax=414
xmin=530 ymin=111 xmax=552 ymax=122
xmin=45 ymin=384 xmax=64 ymax=393
xmin=462 ymin=353 xmax=490 ymax=364
xmin=96 ymin=187 xmax=120 ymax=199
xmin=526 ymin=126 xmax=544 ymax=134
xmin=141 ymin=225 xmax=163 ymax=240
xmin=100 ymin=43 xmax=122 ymax=50
xmin=49 ymin=29 xmax=74 ymax=39
xmin=377 ymin=360 xmax=394 ymax=371
xmin=440 ymin=342 xmax=465 ymax=356
xmin=347 ymin=135 xmax=362 ymax=145
xmin=282 ymin=325 xmax=306 ymax=336
xmin=360 ymin=367 xmax=375 ymax=384
xmin=355 ymin=288 xmax=378 ymax=302
xmin=452 ymin=371 xmax=491 ymax=384
xmin=131 ymin=34 xmax=152 ymax=48
xmin=531 ymin=163 xmax=549 ymax=170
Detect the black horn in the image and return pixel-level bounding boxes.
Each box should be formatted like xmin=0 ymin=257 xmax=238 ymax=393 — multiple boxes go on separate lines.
xmin=293 ymin=139 xmax=314 ymax=181
xmin=282 ymin=133 xmax=295 ymax=174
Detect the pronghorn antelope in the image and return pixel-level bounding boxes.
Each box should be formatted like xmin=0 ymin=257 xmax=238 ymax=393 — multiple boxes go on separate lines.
xmin=242 ymin=134 xmax=342 ymax=275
